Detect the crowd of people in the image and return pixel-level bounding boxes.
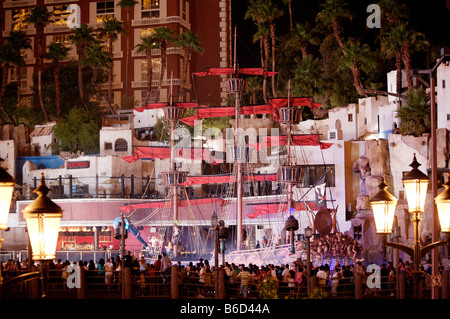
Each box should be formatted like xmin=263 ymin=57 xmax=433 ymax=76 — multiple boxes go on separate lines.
xmin=1 ymin=252 xmax=447 ymax=298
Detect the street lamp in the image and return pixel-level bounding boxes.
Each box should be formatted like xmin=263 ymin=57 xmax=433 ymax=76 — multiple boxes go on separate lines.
xmin=22 ymin=174 xmax=63 ymax=298
xmin=434 ymin=176 xmax=450 ymax=233
xmin=370 ymin=176 xmax=397 ymax=234
xmin=369 ymin=156 xmax=450 ymax=298
xmin=0 ymin=166 xmax=15 ymax=294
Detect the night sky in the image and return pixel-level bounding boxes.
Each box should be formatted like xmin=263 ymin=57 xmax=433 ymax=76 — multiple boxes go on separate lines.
xmin=231 ymin=0 xmax=450 ymax=68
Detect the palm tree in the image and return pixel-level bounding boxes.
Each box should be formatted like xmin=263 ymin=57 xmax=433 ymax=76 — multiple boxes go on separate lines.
xmin=378 ymin=0 xmax=409 ymax=26
xmin=42 ymin=42 xmax=70 ymax=120
xmin=117 ymin=0 xmax=138 ymax=102
xmin=293 ymin=55 xmax=325 ymax=98
xmin=174 ymin=30 xmax=204 ymax=101
xmin=399 ymin=24 xmax=429 ymax=90
xmin=5 ymin=30 xmax=32 ymax=104
xmin=135 ymin=34 xmax=157 ymax=105
xmin=316 ymin=0 xmax=353 ymax=49
xmin=99 ymin=16 xmax=125 ymax=105
xmin=25 ymin=5 xmax=52 ymax=122
xmin=68 ymin=24 xmax=96 ymax=113
xmin=379 ymin=22 xmax=404 ymax=98
xmin=152 ymin=27 xmax=175 ymax=102
xmin=396 ymin=87 xmax=430 ymax=136
xmin=0 ymin=44 xmax=20 ymax=123
xmin=339 ymin=39 xmax=376 ymax=96
xmin=82 ymin=43 xmax=112 ymax=101
xmin=245 ymin=0 xmax=271 ymax=101
xmin=290 ymin=22 xmax=320 ymax=59
xmin=265 ymin=0 xmax=283 ymax=98
xmin=282 ymin=0 xmax=294 ymax=32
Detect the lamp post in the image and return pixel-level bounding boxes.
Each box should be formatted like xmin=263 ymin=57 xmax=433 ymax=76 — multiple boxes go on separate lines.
xmin=211 ymin=212 xmax=219 ymax=268
xmin=218 ymin=220 xmax=229 ymax=267
xmin=22 ymin=174 xmax=63 ymax=298
xmin=415 ymin=46 xmax=450 ymax=299
xmin=369 ymin=156 xmax=450 ymax=298
xmin=304 ymin=226 xmax=313 ymax=295
xmin=0 ymin=166 xmax=15 ymax=297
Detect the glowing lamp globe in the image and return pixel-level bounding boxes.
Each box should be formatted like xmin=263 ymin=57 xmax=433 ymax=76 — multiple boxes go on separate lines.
xmin=402 ymin=154 xmax=429 ymax=213
xmin=435 ymin=176 xmax=450 ymax=232
xmin=23 ymin=174 xmax=63 ymax=261
xmin=0 ymin=167 xmax=15 ymax=230
xmin=370 ymin=178 xmax=398 ymax=234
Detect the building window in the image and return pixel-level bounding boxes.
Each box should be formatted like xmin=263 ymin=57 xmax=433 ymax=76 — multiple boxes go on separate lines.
xmin=96 ymin=1 xmax=115 ymax=23
xmin=141 ymin=0 xmax=160 ymax=19
xmin=447 ymin=114 xmax=450 ymax=121
xmin=335 ymin=119 xmax=341 ymax=130
xmin=53 ymin=34 xmax=70 ymax=46
xmin=52 ymin=5 xmax=70 ymax=26
xmin=115 ymin=138 xmax=128 ymax=152
xmin=105 ymin=142 xmax=113 ymax=150
xmin=443 ymin=80 xmax=446 ymax=89
xmin=12 ymin=9 xmax=29 ymax=31
xmin=348 ymin=113 xmax=353 ymax=122
xmin=181 ymin=0 xmax=187 ymax=20
xmin=141 ymin=58 xmax=161 ymax=80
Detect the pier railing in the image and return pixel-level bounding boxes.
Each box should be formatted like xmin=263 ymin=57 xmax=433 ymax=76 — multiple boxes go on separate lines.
xmin=2 ymin=265 xmax=448 ymax=299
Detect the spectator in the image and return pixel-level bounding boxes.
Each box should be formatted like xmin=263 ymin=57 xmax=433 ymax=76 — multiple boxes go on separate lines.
xmin=237 ymin=266 xmax=251 ymax=298
xmin=331 ymin=266 xmax=342 ymax=297
xmin=316 ymin=265 xmax=328 ymax=287
xmin=105 ymin=258 xmax=114 ymax=289
xmin=161 ymin=252 xmax=172 ymax=283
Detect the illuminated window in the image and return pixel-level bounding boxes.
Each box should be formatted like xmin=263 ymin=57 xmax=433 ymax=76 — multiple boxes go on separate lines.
xmin=141 ymin=0 xmax=160 ymax=19
xmin=97 ymin=1 xmax=115 ymax=23
xmin=12 ymin=9 xmax=29 ymax=31
xmin=52 ymin=5 xmax=70 ymax=26
xmin=141 ymin=58 xmax=161 ymax=79
xmin=53 ymin=34 xmax=70 ymax=46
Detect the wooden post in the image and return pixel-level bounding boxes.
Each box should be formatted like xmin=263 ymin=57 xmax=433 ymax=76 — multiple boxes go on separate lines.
xmin=216 ymin=267 xmax=225 ymax=299
xmin=123 ymin=267 xmax=132 ymax=299
xmin=171 ymin=265 xmax=179 ymax=299
xmin=355 ymin=273 xmax=363 ymax=299
xmin=442 ymin=270 xmax=449 ymax=299
xmin=398 ymin=272 xmax=406 ymax=299
xmin=77 ymin=267 xmax=85 ymax=299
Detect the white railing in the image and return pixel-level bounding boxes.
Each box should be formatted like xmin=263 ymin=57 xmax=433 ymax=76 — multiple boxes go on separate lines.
xmin=132 ymin=16 xmax=190 ymax=29
xmin=3 ymin=0 xmax=37 ymax=8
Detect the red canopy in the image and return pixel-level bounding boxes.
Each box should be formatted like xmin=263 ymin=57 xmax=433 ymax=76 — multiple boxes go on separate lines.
xmin=179 ymin=173 xmax=277 ymax=186
xmin=193 ymin=67 xmax=277 ymax=77
xmin=246 ymin=201 xmax=321 ymax=219
xmin=122 ymin=146 xmax=224 ymax=164
xmin=120 ymin=197 xmax=224 ymax=213
xmin=248 ymin=135 xmax=333 ymax=150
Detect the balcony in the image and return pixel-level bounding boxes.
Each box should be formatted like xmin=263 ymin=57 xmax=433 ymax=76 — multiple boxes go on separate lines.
xmin=132 ymin=16 xmax=190 ymax=29
xmin=3 ymin=0 xmax=37 ymax=8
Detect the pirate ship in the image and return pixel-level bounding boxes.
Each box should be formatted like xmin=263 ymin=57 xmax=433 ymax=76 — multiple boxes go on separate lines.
xmin=117 ymin=31 xmax=363 ymax=267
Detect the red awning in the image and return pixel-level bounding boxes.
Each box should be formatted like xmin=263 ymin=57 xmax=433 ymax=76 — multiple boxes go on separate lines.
xmin=122 ymin=146 xmax=224 ymax=164
xmin=120 ymin=197 xmax=224 ymax=213
xmin=248 ymin=135 xmax=333 ymax=150
xmin=179 ymin=173 xmax=277 ymax=186
xmin=246 ymin=201 xmax=321 ymax=219
xmin=193 ymin=67 xmax=278 ymax=77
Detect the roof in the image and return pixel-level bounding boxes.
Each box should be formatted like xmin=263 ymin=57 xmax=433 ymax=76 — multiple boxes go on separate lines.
xmin=30 ymin=125 xmax=55 ymax=137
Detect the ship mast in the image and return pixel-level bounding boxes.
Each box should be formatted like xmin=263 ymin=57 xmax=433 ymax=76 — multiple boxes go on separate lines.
xmin=227 ymin=27 xmax=247 ymax=251
xmin=277 ymin=80 xmax=304 ymax=253
xmin=162 ymin=72 xmax=185 ymax=258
